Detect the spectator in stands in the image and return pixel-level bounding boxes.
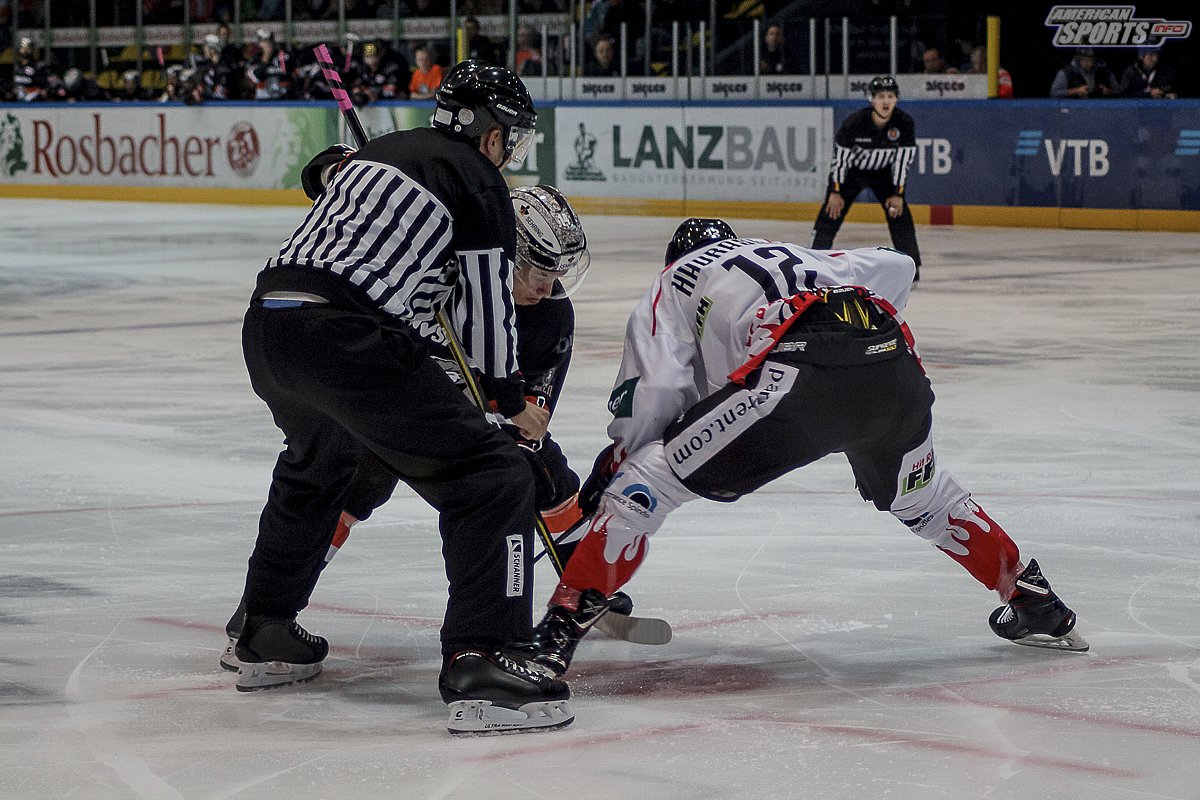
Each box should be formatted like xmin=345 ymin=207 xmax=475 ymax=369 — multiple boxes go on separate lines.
xmin=159 ymin=64 xmax=185 ymax=102
xmin=759 ymin=23 xmax=793 ymax=75
xmin=515 ymin=24 xmax=544 ymax=76
xmin=966 ymin=45 xmax=1013 ymax=98
xmin=464 ymin=17 xmax=503 ymax=65
xmin=255 ymin=0 xmax=286 ymax=19
xmin=408 ymin=0 xmax=449 ymax=16
xmin=1119 ymin=46 xmax=1178 ymax=99
xmin=295 ymin=0 xmax=336 ymax=20
xmin=519 ymin=0 xmax=565 ymax=10
xmin=248 ymin=30 xmax=294 ymax=100
xmin=585 ymin=36 xmax=619 ymax=77
xmin=921 ymin=48 xmax=957 ymax=74
xmin=114 ymin=70 xmax=151 ymax=102
xmin=11 ymin=36 xmax=52 ymax=102
xmin=353 ymin=40 xmax=408 ymax=103
xmin=60 ymin=67 xmax=107 ymax=102
xmin=197 ymin=33 xmax=241 ymax=99
xmin=408 ymin=46 xmax=442 ymax=100
xmin=1050 ymin=47 xmax=1116 ymax=98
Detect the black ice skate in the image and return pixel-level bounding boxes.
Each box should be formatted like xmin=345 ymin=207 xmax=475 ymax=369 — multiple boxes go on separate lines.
xmin=989 ymin=559 xmax=1089 ymax=652
xmin=519 ymin=588 xmax=617 ymax=678
xmin=440 ymin=649 xmax=573 ymax=735
xmin=219 ymin=598 xmax=248 ymax=672
xmin=234 ymin=615 xmax=328 ymax=691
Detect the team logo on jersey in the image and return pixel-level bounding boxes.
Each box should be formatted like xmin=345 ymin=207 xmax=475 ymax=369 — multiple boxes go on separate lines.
xmin=619 ymin=483 xmax=658 ymax=514
xmin=608 ymin=376 xmax=639 ymax=418
xmin=0 ymin=112 xmax=28 ymax=178
xmin=901 ymin=451 xmax=935 ymax=495
xmin=886 ymin=127 xmax=900 ymax=142
xmin=1044 ymin=5 xmax=1192 ymax=47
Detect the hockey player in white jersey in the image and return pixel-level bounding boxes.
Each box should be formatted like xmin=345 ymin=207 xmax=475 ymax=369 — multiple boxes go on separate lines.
xmin=520 ymin=218 xmax=1087 ymax=679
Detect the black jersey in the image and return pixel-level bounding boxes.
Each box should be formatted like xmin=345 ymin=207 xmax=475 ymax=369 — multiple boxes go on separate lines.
xmin=258 ymin=126 xmax=524 ymax=413
xmin=828 ymin=107 xmax=917 ymax=195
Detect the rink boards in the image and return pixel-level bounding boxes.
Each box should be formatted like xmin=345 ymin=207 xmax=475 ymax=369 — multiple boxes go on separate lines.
xmin=0 ymin=98 xmax=1197 ymax=231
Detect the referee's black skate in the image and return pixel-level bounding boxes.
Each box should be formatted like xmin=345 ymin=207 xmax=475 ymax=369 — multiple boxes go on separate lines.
xmin=989 ymin=560 xmax=1088 ymax=652
xmin=440 ymin=649 xmax=573 ymax=734
xmin=234 ymin=615 xmax=328 ymax=691
xmin=219 ymin=598 xmax=247 ymax=672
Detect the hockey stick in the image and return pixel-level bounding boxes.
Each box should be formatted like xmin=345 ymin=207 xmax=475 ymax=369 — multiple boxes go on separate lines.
xmin=311 ymin=46 xmax=670 ymax=646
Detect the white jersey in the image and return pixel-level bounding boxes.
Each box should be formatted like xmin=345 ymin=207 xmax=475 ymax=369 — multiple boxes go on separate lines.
xmin=606 ymin=240 xmax=916 ymax=456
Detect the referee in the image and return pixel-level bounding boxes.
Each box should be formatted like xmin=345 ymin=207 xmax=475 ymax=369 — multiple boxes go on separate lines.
xmin=812 ymin=75 xmax=921 ymax=281
xmin=234 ymin=61 xmax=571 ymax=730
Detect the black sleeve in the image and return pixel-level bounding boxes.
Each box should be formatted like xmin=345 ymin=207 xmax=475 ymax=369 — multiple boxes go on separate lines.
xmin=515 ymin=295 xmax=574 ymax=416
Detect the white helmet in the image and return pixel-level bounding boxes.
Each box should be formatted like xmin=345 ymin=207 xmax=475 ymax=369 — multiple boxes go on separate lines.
xmin=510 ymin=185 xmax=591 ymax=298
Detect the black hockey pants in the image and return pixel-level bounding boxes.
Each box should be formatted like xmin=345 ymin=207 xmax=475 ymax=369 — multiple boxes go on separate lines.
xmin=811 ymin=171 xmax=922 ymax=268
xmin=664 ymin=319 xmax=934 ymax=509
xmin=241 ymin=301 xmax=537 ymax=654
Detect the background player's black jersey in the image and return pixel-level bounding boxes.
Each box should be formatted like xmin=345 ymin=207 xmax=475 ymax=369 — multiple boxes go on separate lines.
xmin=257 ymin=126 xmax=523 ymax=413
xmin=829 ymin=107 xmax=917 ymax=195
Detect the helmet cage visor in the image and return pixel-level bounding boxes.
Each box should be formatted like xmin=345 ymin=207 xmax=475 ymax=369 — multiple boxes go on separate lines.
xmin=506 ymin=125 xmax=536 ymax=166
xmin=516 ymin=249 xmax=591 ymax=299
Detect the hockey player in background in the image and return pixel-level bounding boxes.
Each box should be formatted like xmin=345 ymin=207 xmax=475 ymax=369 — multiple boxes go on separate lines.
xmin=812 ymin=76 xmax=922 ymax=281
xmin=520 ymin=219 xmax=1087 ymax=681
xmin=222 ymin=183 xmax=592 ymax=669
xmin=235 ymin=61 xmax=573 ymax=734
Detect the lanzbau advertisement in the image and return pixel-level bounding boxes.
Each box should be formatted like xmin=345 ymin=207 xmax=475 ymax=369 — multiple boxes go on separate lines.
xmin=0 ymin=105 xmax=335 ymax=190
xmin=556 ymin=106 xmax=831 ymax=204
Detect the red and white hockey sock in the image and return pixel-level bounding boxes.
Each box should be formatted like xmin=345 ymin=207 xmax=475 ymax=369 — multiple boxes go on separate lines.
xmin=325 ymin=511 xmax=356 ymax=563
xmin=555 ymin=512 xmax=649 ymax=604
xmin=938 ymin=499 xmax=1023 ymax=601
xmin=550 ymin=442 xmax=697 ymax=607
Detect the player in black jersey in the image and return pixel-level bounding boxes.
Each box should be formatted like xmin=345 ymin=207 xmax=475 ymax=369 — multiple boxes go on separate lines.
xmin=812 ymin=75 xmax=922 ymax=281
xmin=234 ymin=61 xmax=573 ymax=733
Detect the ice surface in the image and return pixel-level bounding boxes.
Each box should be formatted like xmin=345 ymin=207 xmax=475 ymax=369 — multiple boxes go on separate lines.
xmin=1 ymin=199 xmax=1198 ymax=799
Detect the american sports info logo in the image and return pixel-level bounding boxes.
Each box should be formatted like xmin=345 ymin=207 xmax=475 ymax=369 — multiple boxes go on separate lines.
xmin=1045 ymin=5 xmax=1192 ymax=47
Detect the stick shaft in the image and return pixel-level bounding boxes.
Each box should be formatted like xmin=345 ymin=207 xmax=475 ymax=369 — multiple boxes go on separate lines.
xmin=313 ymin=44 xmax=368 ymax=147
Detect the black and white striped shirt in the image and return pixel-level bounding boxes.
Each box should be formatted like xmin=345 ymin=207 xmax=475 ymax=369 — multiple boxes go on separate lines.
xmin=262 ymin=127 xmax=520 ymax=398
xmin=828 ymin=107 xmax=917 ymax=194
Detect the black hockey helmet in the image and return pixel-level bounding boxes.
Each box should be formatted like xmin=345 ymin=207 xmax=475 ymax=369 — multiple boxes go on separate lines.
xmin=433 ymin=60 xmax=537 ymax=165
xmin=664 ymin=218 xmax=737 ymax=265
xmin=868 ymin=75 xmax=899 ymax=97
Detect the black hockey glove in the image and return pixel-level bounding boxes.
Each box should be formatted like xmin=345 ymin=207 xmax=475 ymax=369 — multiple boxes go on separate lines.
xmin=578 ymin=443 xmax=618 ymax=517
xmin=300 ymin=143 xmax=355 ymax=200
xmin=515 ymin=434 xmax=581 ymax=512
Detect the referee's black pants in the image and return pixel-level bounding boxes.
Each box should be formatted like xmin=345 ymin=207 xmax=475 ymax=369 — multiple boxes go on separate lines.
xmin=811 ymin=171 xmax=922 ymax=269
xmin=241 ymin=301 xmax=537 ymax=654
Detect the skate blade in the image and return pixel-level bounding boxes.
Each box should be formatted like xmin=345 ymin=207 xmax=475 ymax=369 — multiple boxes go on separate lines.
xmin=219 ymin=638 xmax=241 ymax=672
xmin=1010 ymin=629 xmax=1090 ymax=653
xmin=235 ymin=660 xmax=323 ymax=691
xmin=446 ymin=699 xmax=574 ymax=735
xmin=595 ymin=612 xmax=672 ymax=645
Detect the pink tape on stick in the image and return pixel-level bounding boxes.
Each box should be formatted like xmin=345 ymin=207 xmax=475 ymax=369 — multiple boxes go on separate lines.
xmin=313 ymin=43 xmax=354 ymax=112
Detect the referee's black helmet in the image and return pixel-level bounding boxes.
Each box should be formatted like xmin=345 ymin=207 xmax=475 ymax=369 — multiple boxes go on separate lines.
xmin=433 ymin=60 xmax=538 ymax=164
